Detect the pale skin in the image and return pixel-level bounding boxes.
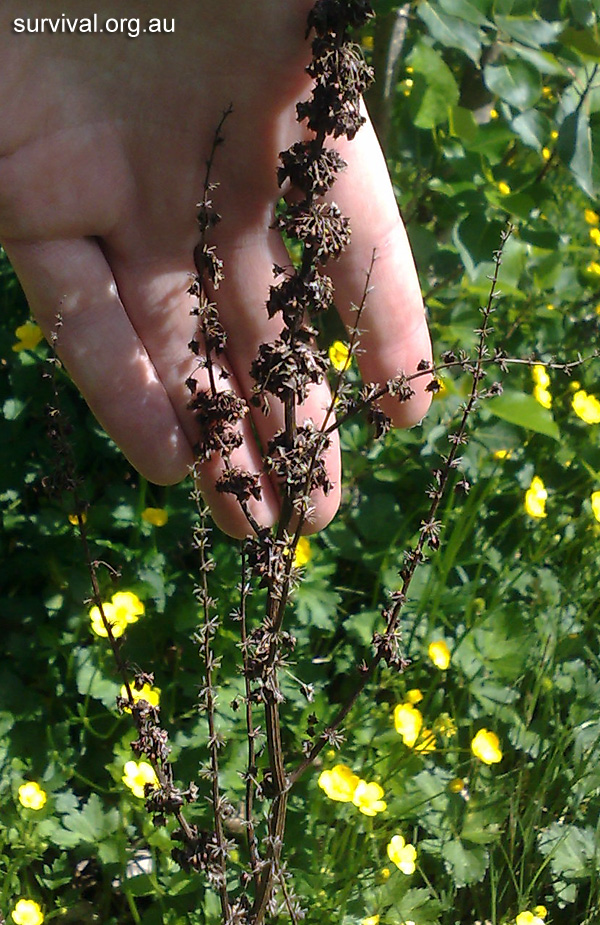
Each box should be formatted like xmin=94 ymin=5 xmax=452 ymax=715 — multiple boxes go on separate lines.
xmin=0 ymin=0 xmax=432 ymax=537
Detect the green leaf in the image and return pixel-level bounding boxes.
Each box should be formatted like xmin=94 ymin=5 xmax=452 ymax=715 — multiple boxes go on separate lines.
xmin=453 ymin=214 xmax=505 ymax=277
xmin=560 ymin=26 xmax=600 ymax=60
xmin=407 ymin=41 xmax=460 ymax=129
xmin=74 ymin=648 xmax=121 ymax=710
xmin=487 ymin=390 xmax=560 ymax=440
xmin=438 ymin=0 xmax=492 ymax=26
xmin=417 ymin=1 xmax=484 ymax=63
xmin=449 ymin=105 xmax=479 ymax=143
xmin=494 ymin=15 xmax=564 ymax=47
xmin=484 ymin=59 xmax=542 ymax=109
xmin=441 ymin=839 xmax=489 ymax=886
xmin=511 ymin=109 xmax=552 ymax=149
xmin=538 ymin=823 xmax=597 ymax=879
xmin=294 ymin=565 xmax=341 ymax=630
xmin=507 ymin=42 xmax=566 ymax=76
xmin=557 ymin=109 xmax=595 ymax=198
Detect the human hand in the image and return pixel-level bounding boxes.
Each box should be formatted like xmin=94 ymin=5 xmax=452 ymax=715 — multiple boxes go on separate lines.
xmin=0 ymin=0 xmax=432 ymax=537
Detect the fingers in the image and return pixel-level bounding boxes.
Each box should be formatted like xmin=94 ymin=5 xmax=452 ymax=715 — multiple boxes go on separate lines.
xmin=2 ymin=235 xmax=281 ymax=538
xmin=201 ymin=222 xmax=342 ymax=533
xmin=321 ymin=109 xmax=433 ymax=426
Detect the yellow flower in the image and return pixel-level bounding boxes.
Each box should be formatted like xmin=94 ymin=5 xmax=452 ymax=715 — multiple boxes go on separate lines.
xmin=493 ymin=449 xmax=511 ymax=460
xmin=18 ymin=782 xmax=47 ymax=810
xmin=428 ymin=639 xmax=450 ymax=670
xmin=394 ymin=703 xmax=435 ymax=752
xmin=11 ymin=900 xmax=44 ymax=925
xmin=525 ymin=476 xmax=547 ymax=519
xmin=516 ymin=912 xmax=545 ymax=925
xmin=318 ymin=764 xmax=360 ymax=802
xmin=120 ymin=682 xmax=161 ymax=710
xmin=533 ymin=906 xmax=548 ymax=919
xmin=362 ymin=917 xmax=379 ymax=925
xmin=328 ymin=340 xmax=351 ymax=372
xmin=12 ymin=321 xmax=44 ymax=353
xmin=590 ymin=228 xmax=600 ymax=246
xmin=489 ymin=108 xmax=498 ymax=119
xmin=122 ymin=760 xmax=158 ymax=798
xmin=541 ymin=147 xmax=551 ymax=161
xmin=586 ymin=261 xmax=600 ymax=276
xmin=550 ymin=130 xmax=558 ymax=140
xmin=352 ymin=780 xmax=387 ymax=817
xmin=498 ymin=180 xmax=511 ymax=196
xmin=89 ymin=602 xmax=123 ymax=638
xmin=585 ymin=208 xmax=599 ymax=225
xmin=293 ymin=536 xmax=312 ymax=568
xmin=449 ymin=777 xmax=466 ymax=793
xmin=141 ymin=507 xmax=168 ymax=527
xmin=90 ymin=591 xmax=144 ymax=638
xmin=572 ymin=390 xmax=600 ymax=424
xmin=387 ymin=834 xmax=417 ymax=874
xmin=380 ymin=866 xmax=391 ymax=880
xmin=542 ymin=85 xmax=553 ymax=98
xmin=406 ymin=688 xmax=423 ymax=704
xmin=591 ymin=492 xmax=600 ymax=523
xmin=394 ymin=703 xmax=423 ymax=747
xmin=533 ymin=385 xmax=552 ymax=409
xmin=532 ymin=365 xmax=550 ymax=388
xmin=471 ymin=728 xmax=502 ymax=764
xmin=68 ymin=511 xmax=87 ymax=526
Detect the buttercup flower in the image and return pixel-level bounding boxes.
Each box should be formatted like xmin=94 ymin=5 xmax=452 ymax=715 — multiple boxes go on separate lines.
xmin=585 ymin=208 xmax=599 ymax=225
xmin=532 ymin=365 xmax=550 ymax=388
xmin=532 ymin=366 xmax=552 ymax=408
xmin=394 ymin=703 xmax=435 ymax=752
xmin=533 ymin=385 xmax=552 ymax=409
xmin=122 ymin=760 xmax=159 ymax=798
xmin=387 ymin=834 xmax=417 ymax=874
xmin=471 ymin=728 xmax=502 ymax=764
xmin=11 ymin=900 xmax=44 ymax=925
xmin=68 ymin=511 xmax=87 ymax=526
xmin=90 ymin=591 xmax=145 ymax=638
xmin=394 ymin=703 xmax=423 ymax=747
xmin=498 ymin=180 xmax=511 ymax=196
xmin=590 ymin=227 xmax=600 ymax=246
xmin=524 ymin=476 xmax=547 ymax=519
xmin=586 ymin=261 xmax=600 ymax=276
xmin=318 ymin=764 xmax=359 ymax=802
xmin=294 ymin=536 xmax=312 ymax=568
xmin=141 ymin=507 xmax=168 ymax=527
xmin=12 ymin=321 xmax=44 ymax=353
xmin=428 ymin=639 xmax=450 ymax=670
xmin=120 ymin=682 xmax=161 ymax=710
xmin=352 ymin=780 xmax=387 ymax=816
xmin=572 ymin=389 xmax=600 ymax=424
xmin=18 ymin=781 xmax=47 ymax=810
xmin=89 ymin=601 xmax=122 ymax=638
xmin=328 ymin=340 xmax=351 ymax=372
xmin=516 ymin=912 xmax=545 ymax=925
xmin=362 ymin=917 xmax=379 ymax=925
xmin=533 ymin=907 xmax=547 ymax=919
xmin=591 ymin=492 xmax=600 ymax=523
xmin=406 ymin=688 xmax=423 ymax=704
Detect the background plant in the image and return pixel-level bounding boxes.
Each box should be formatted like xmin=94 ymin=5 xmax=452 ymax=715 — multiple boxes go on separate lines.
xmin=2 ymin=1 xmax=600 ymax=924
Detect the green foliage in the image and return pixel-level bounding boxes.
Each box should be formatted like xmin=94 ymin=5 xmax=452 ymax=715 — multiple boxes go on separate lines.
xmin=2 ymin=3 xmax=600 ymax=925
